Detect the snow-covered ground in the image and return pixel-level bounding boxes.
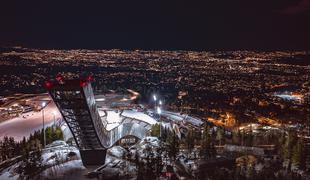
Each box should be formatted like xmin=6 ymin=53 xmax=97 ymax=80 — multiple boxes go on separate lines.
xmin=129 ymin=136 xmax=161 ymax=159
xmin=106 ymin=110 xmax=122 ymax=124
xmin=0 ymin=141 xmax=84 ymax=180
xmin=0 ymin=136 xmax=200 ymax=180
xmin=99 ymin=109 xmax=158 ymax=131
xmin=122 ymin=110 xmax=157 ymax=125
xmin=107 ymin=146 xmax=127 ymax=158
xmin=1 ymin=168 xmax=20 ymax=180
xmin=40 ymin=160 xmax=85 ymax=179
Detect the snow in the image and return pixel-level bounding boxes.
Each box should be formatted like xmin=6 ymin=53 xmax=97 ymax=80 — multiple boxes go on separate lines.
xmin=60 ymin=124 xmax=73 ymax=141
xmin=98 ymin=109 xmax=106 ymax=117
xmin=46 ymin=140 xmax=68 ymax=148
xmin=101 ymin=109 xmax=157 ymax=131
xmin=161 ymin=111 xmax=184 ymax=122
xmin=106 ymin=110 xmax=122 ymax=124
xmin=184 ymin=116 xmax=204 ymax=126
xmin=132 ymin=136 xmax=160 ymax=155
xmin=142 ymin=136 xmax=160 ymax=144
xmin=274 ymin=92 xmax=302 ymax=102
xmin=0 ymin=141 xmax=82 ymax=180
xmin=106 ymin=123 xmax=120 ymax=131
xmin=122 ymin=110 xmax=157 ymax=125
xmin=107 ymin=146 xmax=127 ymax=158
xmin=0 ymin=170 xmax=19 ymax=180
xmin=42 ymin=145 xmax=80 ymax=166
xmin=161 ymin=110 xmax=203 ymax=126
xmin=40 ymin=160 xmax=85 ymax=179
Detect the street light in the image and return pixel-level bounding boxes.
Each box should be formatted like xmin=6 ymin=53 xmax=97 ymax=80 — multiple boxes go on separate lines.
xmin=52 ymin=110 xmax=57 ymax=129
xmin=153 ymin=94 xmax=157 ymax=101
xmin=159 ymin=100 xmax=162 ymax=106
xmin=41 ymin=102 xmax=46 ymax=148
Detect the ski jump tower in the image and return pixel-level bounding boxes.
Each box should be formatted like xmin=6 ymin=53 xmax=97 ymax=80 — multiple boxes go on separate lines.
xmin=45 ymin=75 xmax=108 ymax=166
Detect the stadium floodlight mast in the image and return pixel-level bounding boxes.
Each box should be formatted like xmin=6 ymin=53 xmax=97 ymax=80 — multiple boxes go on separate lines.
xmin=157 ymin=106 xmax=162 ymax=137
xmin=153 ymin=94 xmax=157 ymax=101
xmin=153 ymin=94 xmax=158 ymax=111
xmin=41 ymin=101 xmax=46 ymax=148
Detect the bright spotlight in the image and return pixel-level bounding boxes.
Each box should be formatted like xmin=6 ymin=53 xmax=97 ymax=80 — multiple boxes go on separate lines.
xmin=42 ymin=102 xmax=46 ymax=107
xmin=153 ymin=95 xmax=157 ymax=101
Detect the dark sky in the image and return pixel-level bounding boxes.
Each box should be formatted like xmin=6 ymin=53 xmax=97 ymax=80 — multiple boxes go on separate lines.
xmin=0 ymin=0 xmax=309 ymax=50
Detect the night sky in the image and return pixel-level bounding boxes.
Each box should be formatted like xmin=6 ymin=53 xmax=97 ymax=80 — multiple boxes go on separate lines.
xmin=0 ymin=0 xmax=309 ymax=50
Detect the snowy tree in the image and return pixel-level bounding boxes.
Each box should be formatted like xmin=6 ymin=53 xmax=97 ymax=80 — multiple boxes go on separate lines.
xmin=166 ymin=130 xmax=179 ymax=161
xmin=150 ymin=124 xmax=161 ymax=137
xmin=17 ymin=139 xmax=43 ymax=179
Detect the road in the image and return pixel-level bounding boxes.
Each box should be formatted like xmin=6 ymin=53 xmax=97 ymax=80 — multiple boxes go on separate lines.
xmin=0 ymin=99 xmax=62 ymax=141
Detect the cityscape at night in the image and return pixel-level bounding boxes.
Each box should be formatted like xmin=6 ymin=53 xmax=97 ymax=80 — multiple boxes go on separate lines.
xmin=0 ymin=1 xmax=309 ymax=180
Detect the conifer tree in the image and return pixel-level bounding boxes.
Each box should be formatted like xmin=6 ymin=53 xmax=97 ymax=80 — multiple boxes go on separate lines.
xmin=166 ymin=130 xmax=179 ymax=161
xmin=291 ymin=139 xmax=305 ymax=169
xmin=186 ymin=128 xmax=195 ymax=158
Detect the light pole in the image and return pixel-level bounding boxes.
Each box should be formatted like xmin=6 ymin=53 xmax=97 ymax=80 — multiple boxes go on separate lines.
xmin=42 ymin=102 xmax=46 ymax=148
xmin=153 ymin=94 xmax=157 ymax=109
xmin=153 ymin=94 xmax=164 ymax=138
xmin=157 ymin=106 xmax=162 ymax=138
xmin=52 ymin=110 xmax=57 ymax=129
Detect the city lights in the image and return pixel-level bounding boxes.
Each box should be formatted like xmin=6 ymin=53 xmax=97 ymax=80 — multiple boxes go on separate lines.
xmin=0 ymin=49 xmax=309 ymax=179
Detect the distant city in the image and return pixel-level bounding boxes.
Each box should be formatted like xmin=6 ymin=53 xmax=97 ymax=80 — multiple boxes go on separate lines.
xmin=0 ymin=47 xmax=310 ymax=179
xmin=1 ymin=47 xmax=309 ymax=127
